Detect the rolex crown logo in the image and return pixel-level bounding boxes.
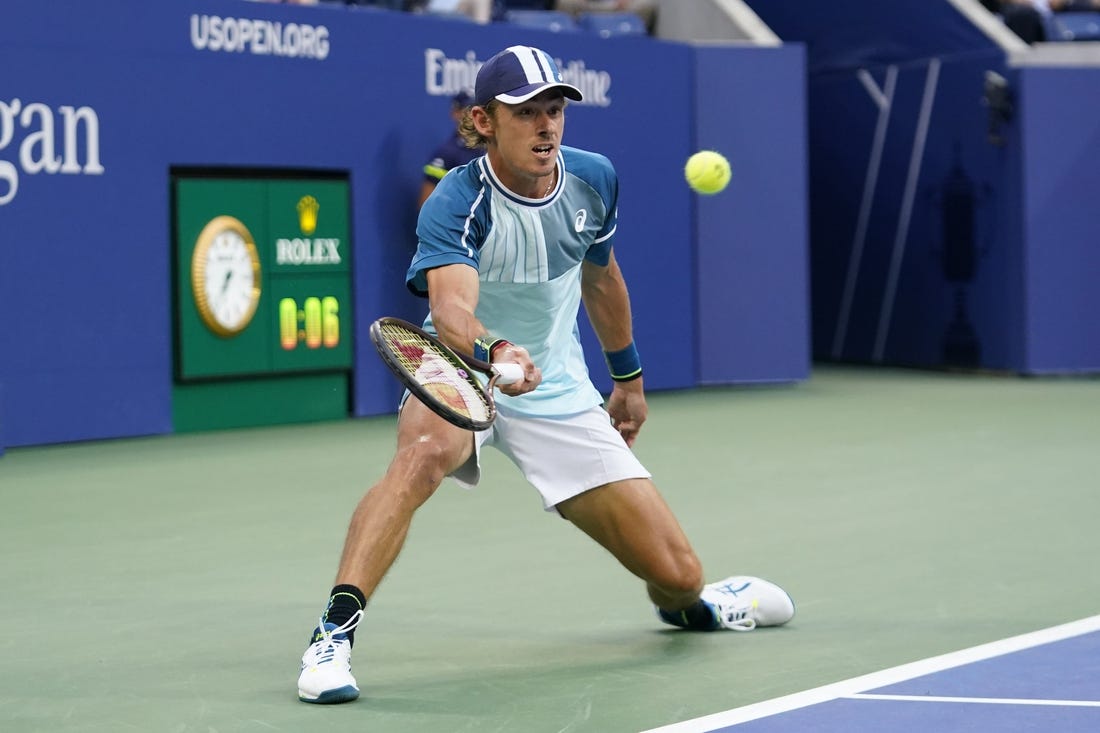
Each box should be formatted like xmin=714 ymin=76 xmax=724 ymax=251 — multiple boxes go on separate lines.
xmin=297 ymin=195 xmax=320 ymax=235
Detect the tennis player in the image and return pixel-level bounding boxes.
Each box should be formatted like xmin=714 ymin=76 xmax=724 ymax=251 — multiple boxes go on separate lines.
xmin=297 ymin=44 xmax=795 ymax=704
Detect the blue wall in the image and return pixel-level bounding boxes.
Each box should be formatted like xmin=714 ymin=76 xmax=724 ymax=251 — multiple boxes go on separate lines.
xmin=695 ymin=45 xmax=810 ymax=384
xmin=1016 ymin=64 xmax=1100 ymax=373
xmin=0 ymin=0 xmax=809 ymax=448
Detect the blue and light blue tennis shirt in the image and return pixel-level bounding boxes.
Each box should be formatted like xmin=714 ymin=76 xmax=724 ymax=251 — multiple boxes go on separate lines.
xmin=407 ymin=146 xmax=619 ymax=417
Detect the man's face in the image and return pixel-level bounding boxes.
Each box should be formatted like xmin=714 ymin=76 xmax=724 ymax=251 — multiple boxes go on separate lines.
xmin=477 ymin=90 xmax=565 ymax=195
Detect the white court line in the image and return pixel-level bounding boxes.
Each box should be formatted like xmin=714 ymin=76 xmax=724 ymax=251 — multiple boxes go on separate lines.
xmin=848 ymin=693 xmax=1100 ymax=708
xmin=640 ymin=614 xmax=1100 ymax=733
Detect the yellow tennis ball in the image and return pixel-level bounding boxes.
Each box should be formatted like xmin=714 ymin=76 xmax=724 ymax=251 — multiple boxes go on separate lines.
xmin=685 ymin=150 xmax=731 ymax=195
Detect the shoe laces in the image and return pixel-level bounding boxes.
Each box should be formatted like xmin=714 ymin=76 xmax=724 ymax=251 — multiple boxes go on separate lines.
xmin=304 ymin=609 xmax=363 ymax=666
xmin=704 ymin=582 xmax=758 ymax=631
xmin=713 ymin=600 xmax=757 ymax=631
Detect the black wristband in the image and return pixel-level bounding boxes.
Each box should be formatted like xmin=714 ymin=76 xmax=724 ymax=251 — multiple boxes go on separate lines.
xmin=473 ymin=336 xmax=510 ymax=362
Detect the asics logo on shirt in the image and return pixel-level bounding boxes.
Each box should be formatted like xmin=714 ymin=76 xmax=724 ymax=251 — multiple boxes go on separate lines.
xmin=574 ymin=209 xmax=587 ymax=232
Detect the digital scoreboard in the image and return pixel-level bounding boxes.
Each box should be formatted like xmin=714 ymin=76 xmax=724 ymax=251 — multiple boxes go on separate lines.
xmin=174 ymin=176 xmax=353 ymax=380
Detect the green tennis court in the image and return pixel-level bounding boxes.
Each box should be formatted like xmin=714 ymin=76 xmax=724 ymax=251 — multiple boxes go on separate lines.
xmin=2 ymin=366 xmax=1097 ymax=733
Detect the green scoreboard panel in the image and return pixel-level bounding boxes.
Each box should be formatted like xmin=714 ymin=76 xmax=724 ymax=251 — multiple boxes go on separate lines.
xmin=175 ymin=176 xmax=353 ymax=380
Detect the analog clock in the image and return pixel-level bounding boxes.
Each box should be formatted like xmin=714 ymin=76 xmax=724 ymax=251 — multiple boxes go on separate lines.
xmin=191 ymin=215 xmax=262 ymax=337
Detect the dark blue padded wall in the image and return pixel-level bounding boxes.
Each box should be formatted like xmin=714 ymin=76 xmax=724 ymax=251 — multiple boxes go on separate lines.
xmin=746 ymin=0 xmax=999 ymax=72
xmin=805 ymin=51 xmax=1024 ymax=369
xmin=746 ymin=0 xmax=1100 ymax=373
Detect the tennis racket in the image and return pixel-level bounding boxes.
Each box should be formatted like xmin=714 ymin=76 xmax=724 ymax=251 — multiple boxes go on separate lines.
xmin=369 ymin=316 xmax=524 ymax=431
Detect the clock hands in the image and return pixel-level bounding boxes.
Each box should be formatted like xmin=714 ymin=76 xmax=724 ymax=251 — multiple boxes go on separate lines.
xmin=194 ymin=217 xmax=261 ymax=336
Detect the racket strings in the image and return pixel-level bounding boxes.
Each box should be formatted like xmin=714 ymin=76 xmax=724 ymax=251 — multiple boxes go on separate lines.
xmin=381 ymin=325 xmax=492 ymax=423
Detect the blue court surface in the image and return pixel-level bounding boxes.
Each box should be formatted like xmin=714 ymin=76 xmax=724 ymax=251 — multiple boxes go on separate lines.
xmin=643 ymin=615 xmax=1100 ymax=733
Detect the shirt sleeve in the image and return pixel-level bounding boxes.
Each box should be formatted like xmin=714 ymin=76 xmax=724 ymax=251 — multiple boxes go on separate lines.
xmin=407 ymin=170 xmax=487 ymax=296
xmin=583 ymin=154 xmax=618 ymax=267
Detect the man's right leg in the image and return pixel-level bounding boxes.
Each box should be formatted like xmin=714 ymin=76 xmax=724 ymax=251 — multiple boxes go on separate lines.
xmin=298 ymin=398 xmax=474 ymax=704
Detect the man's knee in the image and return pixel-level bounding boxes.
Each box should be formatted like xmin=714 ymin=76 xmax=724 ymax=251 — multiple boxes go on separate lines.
xmin=386 ymin=439 xmax=462 ymax=503
xmin=649 ymin=548 xmax=704 ymax=598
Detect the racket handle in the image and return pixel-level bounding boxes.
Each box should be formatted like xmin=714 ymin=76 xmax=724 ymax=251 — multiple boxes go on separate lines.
xmin=491 ymin=362 xmax=524 ymax=385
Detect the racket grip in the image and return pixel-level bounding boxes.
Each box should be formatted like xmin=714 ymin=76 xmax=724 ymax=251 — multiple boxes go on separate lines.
xmin=491 ymin=362 xmax=524 ymax=385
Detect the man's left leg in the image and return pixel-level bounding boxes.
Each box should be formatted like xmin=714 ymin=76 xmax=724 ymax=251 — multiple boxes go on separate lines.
xmin=557 ymin=479 xmax=795 ymax=631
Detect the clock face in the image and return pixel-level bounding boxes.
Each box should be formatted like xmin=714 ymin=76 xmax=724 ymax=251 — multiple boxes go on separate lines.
xmin=191 ymin=216 xmax=261 ymax=336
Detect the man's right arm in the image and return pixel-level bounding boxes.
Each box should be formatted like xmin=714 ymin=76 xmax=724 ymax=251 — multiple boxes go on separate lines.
xmin=425 ymin=264 xmax=541 ymax=394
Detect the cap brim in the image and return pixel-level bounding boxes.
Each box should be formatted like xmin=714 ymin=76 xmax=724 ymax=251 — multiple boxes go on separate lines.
xmin=494 ymin=82 xmax=583 ymax=105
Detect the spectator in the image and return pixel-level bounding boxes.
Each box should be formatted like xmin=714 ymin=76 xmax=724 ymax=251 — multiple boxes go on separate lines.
xmin=417 ymin=91 xmax=480 ymax=209
xmin=980 ymin=0 xmax=1048 ymax=42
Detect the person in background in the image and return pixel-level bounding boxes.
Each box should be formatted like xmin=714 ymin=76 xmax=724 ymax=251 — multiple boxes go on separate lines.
xmin=295 ymin=43 xmax=795 ymax=706
xmin=418 ymin=91 xmax=480 ymax=210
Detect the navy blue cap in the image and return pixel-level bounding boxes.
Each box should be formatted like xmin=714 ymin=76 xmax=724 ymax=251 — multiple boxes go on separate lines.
xmin=451 ymin=90 xmax=473 ymax=108
xmin=474 ymin=45 xmax=583 ymax=107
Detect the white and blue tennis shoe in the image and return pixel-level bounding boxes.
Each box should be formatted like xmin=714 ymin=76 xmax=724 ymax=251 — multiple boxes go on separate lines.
xmin=700 ymin=576 xmax=796 ymax=631
xmin=297 ymin=610 xmax=363 ymax=703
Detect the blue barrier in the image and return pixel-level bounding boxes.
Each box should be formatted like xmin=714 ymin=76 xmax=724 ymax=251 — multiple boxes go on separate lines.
xmin=576 ymin=12 xmax=648 ymax=38
xmin=1015 ymin=62 xmax=1100 ymax=372
xmin=504 ymin=10 xmax=579 ymax=32
xmin=695 ymin=45 xmax=810 ymax=384
xmin=1049 ymin=12 xmax=1100 ymax=41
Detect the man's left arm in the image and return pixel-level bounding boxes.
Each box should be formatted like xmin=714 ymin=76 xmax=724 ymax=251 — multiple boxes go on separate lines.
xmin=581 ymin=252 xmax=647 ymax=447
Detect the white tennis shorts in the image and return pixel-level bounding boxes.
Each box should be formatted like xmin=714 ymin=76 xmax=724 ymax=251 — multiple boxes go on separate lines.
xmin=452 ymin=404 xmax=652 ymax=510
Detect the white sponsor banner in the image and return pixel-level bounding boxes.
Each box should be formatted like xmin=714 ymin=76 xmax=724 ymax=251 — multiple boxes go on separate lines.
xmin=190 ymin=14 xmax=331 ymax=60
xmin=423 ymin=48 xmax=613 ymax=107
xmin=0 ymin=98 xmax=104 ymax=206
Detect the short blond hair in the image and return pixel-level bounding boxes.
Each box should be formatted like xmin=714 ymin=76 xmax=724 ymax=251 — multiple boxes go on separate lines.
xmin=458 ymin=101 xmax=498 ymax=150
